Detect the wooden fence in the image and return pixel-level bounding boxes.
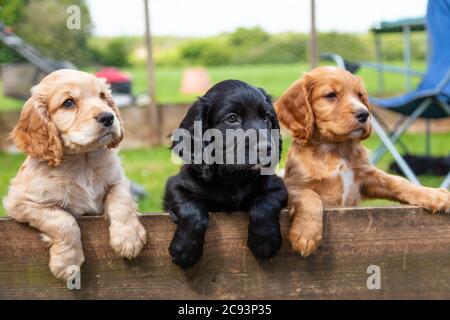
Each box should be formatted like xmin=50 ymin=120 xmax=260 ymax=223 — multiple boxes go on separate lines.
xmin=1 ymin=206 xmax=450 ymax=299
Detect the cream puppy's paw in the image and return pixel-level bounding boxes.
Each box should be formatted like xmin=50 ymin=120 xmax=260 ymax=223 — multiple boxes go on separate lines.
xmin=109 ymin=218 xmax=147 ymax=259
xmin=49 ymin=245 xmax=85 ymax=281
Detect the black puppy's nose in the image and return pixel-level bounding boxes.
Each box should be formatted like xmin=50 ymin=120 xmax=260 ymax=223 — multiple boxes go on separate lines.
xmin=356 ymin=110 xmax=370 ymax=123
xmin=96 ymin=112 xmax=114 ymax=127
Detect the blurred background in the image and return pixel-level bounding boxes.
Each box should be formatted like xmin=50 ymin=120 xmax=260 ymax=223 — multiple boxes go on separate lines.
xmin=0 ymin=0 xmax=448 ymax=214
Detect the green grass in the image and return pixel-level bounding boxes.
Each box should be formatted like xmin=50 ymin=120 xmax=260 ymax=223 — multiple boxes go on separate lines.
xmin=0 ymin=132 xmax=448 ymax=216
xmin=0 ymin=84 xmax=25 ymax=111
xmin=0 ymin=60 xmax=445 ymax=216
xmin=127 ymin=61 xmax=426 ymax=103
xmin=0 ymin=61 xmax=425 ymax=110
xmin=119 ymin=147 xmax=179 ymax=213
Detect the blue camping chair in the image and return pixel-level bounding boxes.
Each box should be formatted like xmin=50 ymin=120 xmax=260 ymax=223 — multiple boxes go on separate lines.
xmin=322 ymin=0 xmax=450 ymax=188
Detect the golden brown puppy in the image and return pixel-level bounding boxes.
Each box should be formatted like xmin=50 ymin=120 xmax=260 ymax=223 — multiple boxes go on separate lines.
xmin=276 ymin=66 xmax=450 ymax=257
xmin=3 ymin=69 xmax=147 ymax=280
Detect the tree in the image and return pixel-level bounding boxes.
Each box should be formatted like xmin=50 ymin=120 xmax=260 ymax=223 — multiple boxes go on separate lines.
xmin=0 ymin=0 xmax=93 ymax=66
xmin=228 ymin=27 xmax=270 ymax=48
xmin=0 ymin=0 xmax=28 ymax=63
xmin=0 ymin=0 xmax=27 ymax=25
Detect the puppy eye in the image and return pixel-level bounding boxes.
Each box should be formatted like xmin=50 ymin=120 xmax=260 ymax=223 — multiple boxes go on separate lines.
xmin=63 ymin=99 xmax=75 ymax=109
xmin=358 ymin=92 xmax=365 ymax=99
xmin=227 ymin=114 xmax=239 ymax=123
xmin=99 ymin=92 xmax=106 ymax=99
xmin=325 ymin=92 xmax=337 ymax=100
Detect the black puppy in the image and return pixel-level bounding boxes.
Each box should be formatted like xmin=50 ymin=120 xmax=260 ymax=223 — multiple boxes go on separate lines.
xmin=164 ymin=79 xmax=287 ymax=269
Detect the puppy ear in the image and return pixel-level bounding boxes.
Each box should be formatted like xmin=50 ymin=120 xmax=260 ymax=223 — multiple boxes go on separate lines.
xmin=356 ymin=77 xmax=373 ymax=139
xmin=258 ymin=87 xmax=283 ymax=160
xmin=275 ymin=76 xmax=314 ymax=141
xmin=257 ymin=87 xmax=272 ymax=103
xmin=11 ymin=94 xmax=63 ymax=166
xmin=172 ymin=97 xmax=211 ymax=178
xmin=178 ymin=96 xmax=210 ymax=133
xmin=104 ymin=89 xmax=124 ymax=149
xmin=357 ymin=76 xmax=372 ymax=111
xmin=172 ymin=96 xmax=210 ymax=150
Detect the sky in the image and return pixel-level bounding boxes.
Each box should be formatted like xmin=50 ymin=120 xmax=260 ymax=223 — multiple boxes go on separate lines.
xmin=87 ymin=0 xmax=428 ymax=37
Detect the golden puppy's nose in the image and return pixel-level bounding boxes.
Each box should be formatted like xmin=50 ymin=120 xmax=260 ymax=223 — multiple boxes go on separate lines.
xmin=356 ymin=110 xmax=369 ymax=124
xmin=96 ymin=112 xmax=115 ymax=127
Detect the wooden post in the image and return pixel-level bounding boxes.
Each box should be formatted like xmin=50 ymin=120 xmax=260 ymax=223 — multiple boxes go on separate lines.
xmin=309 ymin=0 xmax=318 ymax=69
xmin=143 ymin=0 xmax=161 ymax=145
xmin=403 ymin=25 xmax=412 ymax=90
xmin=374 ymin=33 xmax=385 ymax=93
xmin=2 ymin=206 xmax=450 ymax=299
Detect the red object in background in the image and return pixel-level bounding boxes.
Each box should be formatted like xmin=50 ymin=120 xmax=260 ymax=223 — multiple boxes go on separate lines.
xmin=4 ymin=26 xmax=13 ymax=34
xmin=96 ymin=67 xmax=132 ymax=94
xmin=95 ymin=67 xmax=131 ymax=84
xmin=180 ymin=67 xmax=211 ymax=95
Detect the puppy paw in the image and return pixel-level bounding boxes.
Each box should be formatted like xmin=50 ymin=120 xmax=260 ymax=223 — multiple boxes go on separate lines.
xmin=290 ymin=220 xmax=322 ymax=257
xmin=109 ymin=218 xmax=147 ymax=259
xmin=247 ymin=223 xmax=282 ymax=259
xmin=169 ymin=232 xmax=204 ymax=270
xmin=415 ymin=187 xmax=450 ymax=213
xmin=49 ymin=245 xmax=85 ymax=281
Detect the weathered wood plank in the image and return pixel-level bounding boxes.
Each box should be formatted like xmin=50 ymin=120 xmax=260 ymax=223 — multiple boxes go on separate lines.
xmin=0 ymin=206 xmax=449 ymax=299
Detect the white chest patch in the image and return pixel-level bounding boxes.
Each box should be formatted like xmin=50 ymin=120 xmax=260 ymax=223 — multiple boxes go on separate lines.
xmin=339 ymin=163 xmax=355 ymax=205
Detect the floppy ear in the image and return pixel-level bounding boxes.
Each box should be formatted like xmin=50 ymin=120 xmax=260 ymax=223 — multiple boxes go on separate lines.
xmin=258 ymin=87 xmax=283 ymax=160
xmin=275 ymin=77 xmax=314 ymax=141
xmin=11 ymin=94 xmax=63 ymax=166
xmin=172 ymin=96 xmax=210 ymax=149
xmin=104 ymin=88 xmax=124 ymax=149
xmin=356 ymin=77 xmax=373 ymax=139
xmin=172 ymin=96 xmax=212 ymax=179
xmin=179 ymin=97 xmax=209 ymax=132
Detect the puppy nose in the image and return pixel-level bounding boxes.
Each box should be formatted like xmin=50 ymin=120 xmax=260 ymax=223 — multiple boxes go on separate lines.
xmin=356 ymin=110 xmax=369 ymax=123
xmin=96 ymin=112 xmax=114 ymax=127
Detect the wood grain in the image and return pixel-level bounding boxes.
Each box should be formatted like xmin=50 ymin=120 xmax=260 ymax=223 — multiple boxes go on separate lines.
xmin=1 ymin=206 xmax=450 ymax=299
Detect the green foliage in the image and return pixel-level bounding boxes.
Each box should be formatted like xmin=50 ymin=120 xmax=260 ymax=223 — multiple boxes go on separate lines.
xmin=0 ymin=0 xmax=93 ymax=67
xmin=91 ymin=37 xmax=131 ymax=67
xmin=378 ymin=32 xmax=427 ymax=61
xmin=0 ymin=0 xmax=26 ymax=25
xmin=0 ymin=0 xmax=27 ymax=64
xmin=233 ymin=33 xmax=308 ymax=64
xmin=318 ymin=32 xmax=373 ymax=61
xmin=179 ymin=38 xmax=231 ymax=66
xmin=228 ymin=26 xmax=270 ymax=48
xmin=154 ymin=26 xmax=428 ymax=67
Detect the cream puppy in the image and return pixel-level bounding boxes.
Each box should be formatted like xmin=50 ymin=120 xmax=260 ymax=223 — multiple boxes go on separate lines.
xmin=3 ymin=69 xmax=147 ymax=280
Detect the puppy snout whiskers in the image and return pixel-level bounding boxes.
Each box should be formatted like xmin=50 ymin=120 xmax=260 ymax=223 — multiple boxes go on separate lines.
xmin=96 ymin=112 xmax=115 ymax=127
xmin=356 ymin=110 xmax=369 ymax=124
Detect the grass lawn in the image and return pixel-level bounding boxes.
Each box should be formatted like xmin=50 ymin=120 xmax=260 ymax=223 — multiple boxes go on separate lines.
xmin=0 ymin=60 xmax=445 ymax=216
xmin=0 ymin=132 xmax=448 ymax=217
xmin=0 ymin=61 xmax=425 ymax=110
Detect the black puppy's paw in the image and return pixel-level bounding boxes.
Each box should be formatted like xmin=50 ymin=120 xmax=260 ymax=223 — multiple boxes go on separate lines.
xmin=169 ymin=234 xmax=204 ymax=270
xmin=247 ymin=223 xmax=282 ymax=259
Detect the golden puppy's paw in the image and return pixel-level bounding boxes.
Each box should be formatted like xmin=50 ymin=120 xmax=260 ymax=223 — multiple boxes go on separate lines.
xmin=49 ymin=245 xmax=85 ymax=281
xmin=109 ymin=218 xmax=147 ymax=259
xmin=416 ymin=187 xmax=450 ymax=214
xmin=289 ymin=219 xmax=323 ymax=257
